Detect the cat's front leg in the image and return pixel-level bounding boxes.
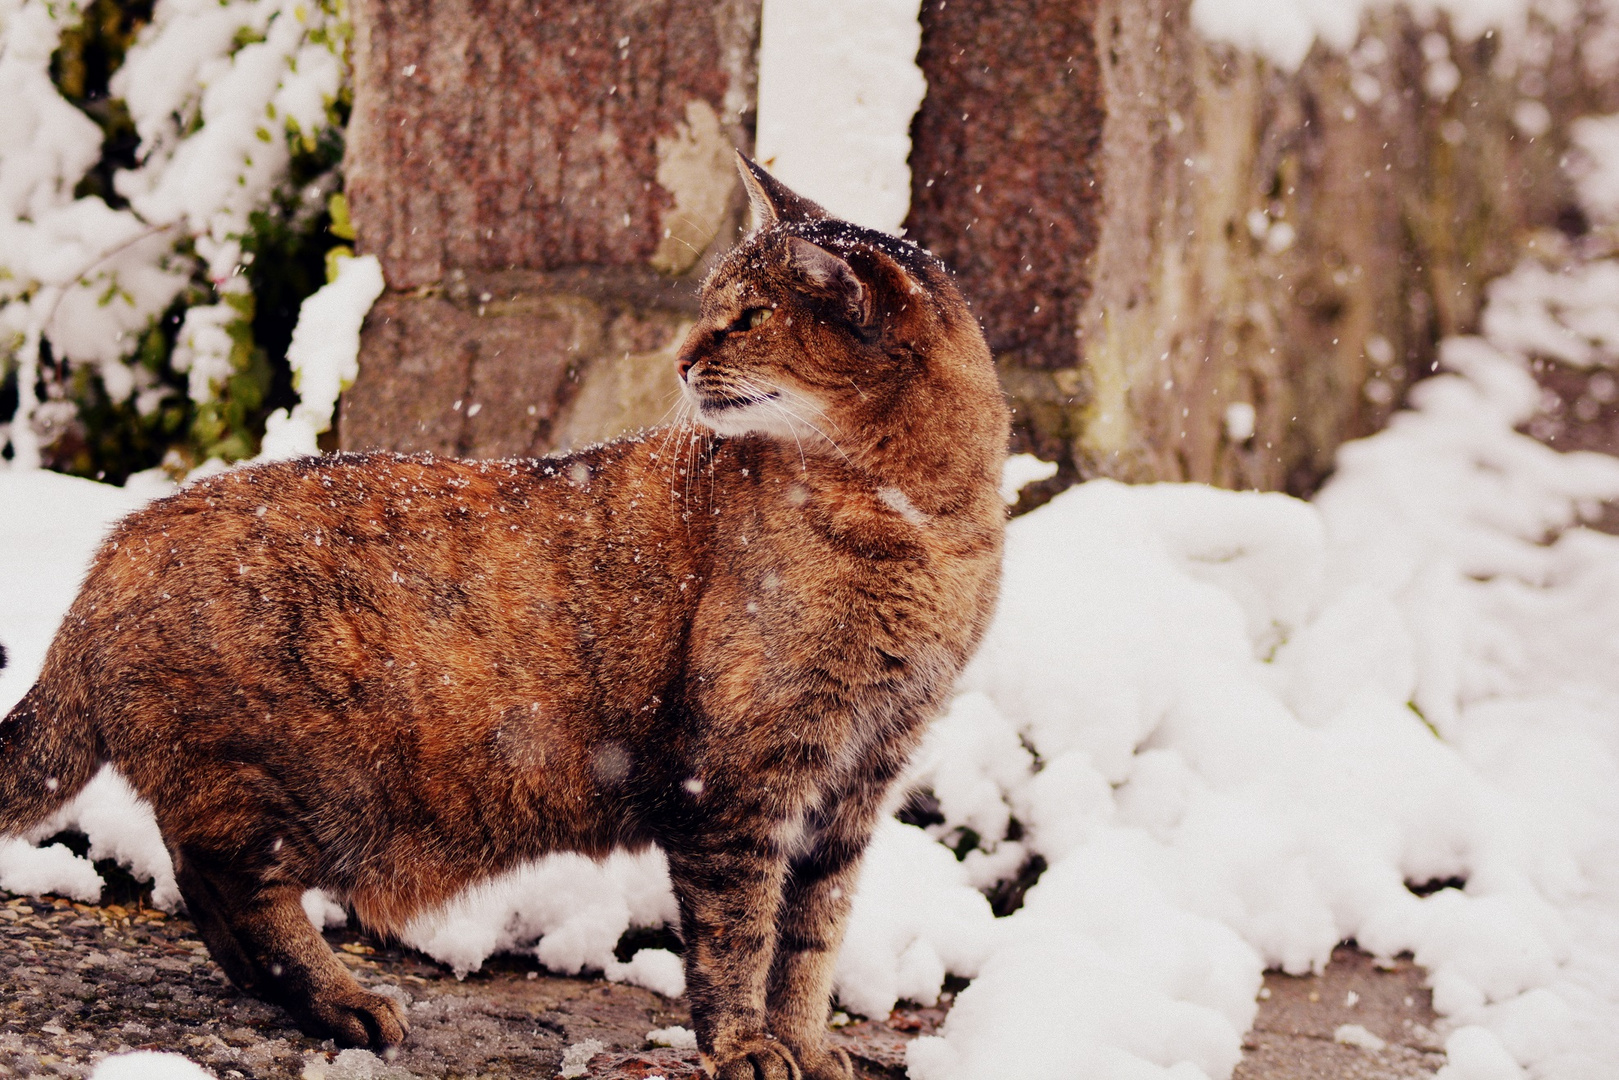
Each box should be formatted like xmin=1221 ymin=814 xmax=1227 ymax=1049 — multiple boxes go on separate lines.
xmin=764 ymin=780 xmax=890 ymax=1080
xmin=664 ymin=835 xmax=802 ymax=1080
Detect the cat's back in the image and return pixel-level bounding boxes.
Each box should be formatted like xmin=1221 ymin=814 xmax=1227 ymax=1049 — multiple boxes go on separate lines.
xmin=85 ymin=444 xmax=683 ymax=603
xmin=39 ymin=439 xmax=717 ymax=901
xmin=57 ymin=442 xmax=706 ymax=737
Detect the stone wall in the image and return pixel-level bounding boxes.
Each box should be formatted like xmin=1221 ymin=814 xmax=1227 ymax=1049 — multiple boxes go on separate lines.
xmin=908 ymin=0 xmax=1619 ymax=503
xmin=340 ymin=0 xmax=1619 ymax=496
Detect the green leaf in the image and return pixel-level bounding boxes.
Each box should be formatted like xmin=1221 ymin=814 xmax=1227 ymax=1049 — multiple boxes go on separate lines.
xmin=324 ymin=244 xmax=354 ymax=283
xmin=327 ymin=191 xmax=356 ymax=240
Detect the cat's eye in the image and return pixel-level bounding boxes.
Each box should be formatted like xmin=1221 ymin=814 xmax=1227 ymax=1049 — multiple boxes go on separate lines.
xmin=731 ymin=307 xmax=774 ymax=332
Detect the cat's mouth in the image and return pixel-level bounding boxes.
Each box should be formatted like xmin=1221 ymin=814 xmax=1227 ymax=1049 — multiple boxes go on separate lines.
xmin=697 ymin=389 xmax=781 ymax=413
xmin=684 ymin=377 xmax=833 ymax=446
xmin=682 ymin=372 xmax=781 ymax=422
xmin=689 ymin=386 xmax=784 ymax=437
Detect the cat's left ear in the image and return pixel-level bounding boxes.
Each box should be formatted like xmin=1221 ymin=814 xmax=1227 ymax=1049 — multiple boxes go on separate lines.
xmin=786 ymin=237 xmax=872 ymax=327
xmin=736 ymin=152 xmax=829 ymax=232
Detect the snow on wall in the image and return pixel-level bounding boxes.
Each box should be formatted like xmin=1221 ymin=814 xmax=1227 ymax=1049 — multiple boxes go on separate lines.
xmin=754 ymin=0 xmax=925 ymax=233
xmin=257 ymin=253 xmax=385 ymax=461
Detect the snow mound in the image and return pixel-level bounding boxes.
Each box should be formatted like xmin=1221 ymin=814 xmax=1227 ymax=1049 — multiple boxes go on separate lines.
xmin=397 ymin=849 xmax=680 ymax=986
xmin=904 ymin=263 xmax=1619 ymax=1076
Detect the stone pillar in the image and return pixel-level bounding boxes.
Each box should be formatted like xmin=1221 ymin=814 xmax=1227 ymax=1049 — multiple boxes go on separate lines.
xmin=906 ymin=0 xmax=1619 ymax=503
xmin=339 ymin=0 xmax=760 ymax=458
xmin=904 ymin=0 xmax=1106 ymax=486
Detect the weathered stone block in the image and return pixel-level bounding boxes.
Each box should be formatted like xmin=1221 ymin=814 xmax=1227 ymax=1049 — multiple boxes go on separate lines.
xmin=342 ymin=0 xmax=1619 ymax=497
xmin=339 ymin=268 xmax=695 ymax=457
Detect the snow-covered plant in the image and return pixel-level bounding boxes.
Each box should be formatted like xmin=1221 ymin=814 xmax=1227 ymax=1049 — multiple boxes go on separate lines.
xmin=0 ymin=0 xmax=355 ymax=479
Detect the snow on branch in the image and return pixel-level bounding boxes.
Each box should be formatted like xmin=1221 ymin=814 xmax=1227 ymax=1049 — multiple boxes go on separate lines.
xmin=0 ymin=0 xmax=367 ymax=473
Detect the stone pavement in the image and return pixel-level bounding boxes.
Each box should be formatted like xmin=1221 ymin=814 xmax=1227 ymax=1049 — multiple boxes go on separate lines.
xmin=0 ymin=890 xmax=946 ymax=1080
xmin=1237 ymin=947 xmax=1445 ymax=1080
xmin=0 ymin=885 xmax=1448 ymax=1080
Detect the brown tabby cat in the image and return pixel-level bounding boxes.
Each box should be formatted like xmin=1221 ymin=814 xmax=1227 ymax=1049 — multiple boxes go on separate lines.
xmin=0 ymin=156 xmax=1008 ymax=1080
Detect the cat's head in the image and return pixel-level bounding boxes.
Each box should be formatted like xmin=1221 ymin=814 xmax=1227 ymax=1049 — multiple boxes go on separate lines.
xmin=676 ymin=155 xmax=1002 ymax=472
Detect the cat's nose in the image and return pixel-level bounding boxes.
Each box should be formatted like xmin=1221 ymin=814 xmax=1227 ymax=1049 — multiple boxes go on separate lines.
xmin=676 ymin=340 xmax=700 ymax=381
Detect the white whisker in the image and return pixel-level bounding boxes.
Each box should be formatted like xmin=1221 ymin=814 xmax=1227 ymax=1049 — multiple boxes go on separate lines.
xmin=743 ymin=380 xmax=850 ymax=465
xmin=727 ymin=377 xmax=817 ymax=471
xmin=751 ymin=376 xmax=852 ymax=441
xmin=652 ymin=404 xmax=696 ymax=519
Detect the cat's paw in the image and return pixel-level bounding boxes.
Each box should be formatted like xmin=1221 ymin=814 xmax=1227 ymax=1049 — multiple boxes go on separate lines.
xmin=305 ymin=988 xmax=410 ymax=1051
xmin=793 ymin=1045 xmax=854 ymax=1080
xmin=704 ymin=1038 xmax=803 ymax=1080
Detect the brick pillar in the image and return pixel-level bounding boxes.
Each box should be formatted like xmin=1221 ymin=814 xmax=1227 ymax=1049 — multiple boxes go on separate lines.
xmin=339 ymin=0 xmax=760 ymax=457
xmin=903 ymin=0 xmax=1105 ymax=491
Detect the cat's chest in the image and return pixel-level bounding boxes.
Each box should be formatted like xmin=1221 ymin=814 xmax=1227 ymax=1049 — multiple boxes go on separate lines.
xmin=728 ymin=492 xmax=935 ymax=613
xmin=697 ymin=488 xmax=989 ymax=713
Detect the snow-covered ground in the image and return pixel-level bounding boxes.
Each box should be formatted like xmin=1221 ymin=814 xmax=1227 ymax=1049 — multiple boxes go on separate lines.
xmin=5 ymin=236 xmax=1619 ymax=1078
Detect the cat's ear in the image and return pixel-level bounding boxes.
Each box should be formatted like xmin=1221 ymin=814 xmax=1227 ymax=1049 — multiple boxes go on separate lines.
xmin=736 ymin=152 xmax=829 ymax=231
xmin=786 ymin=236 xmax=871 ymax=326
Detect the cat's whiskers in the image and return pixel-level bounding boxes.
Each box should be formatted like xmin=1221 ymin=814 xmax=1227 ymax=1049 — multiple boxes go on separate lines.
xmin=649 ymin=418 xmax=681 ymax=495
xmin=754 ymin=377 xmax=849 ymax=439
xmin=660 ymin=214 xmax=708 ymax=260
xmin=653 ymin=398 xmax=695 ymax=465
xmin=770 ymin=399 xmax=814 ymax=474
xmin=650 ymin=386 xmax=693 ymax=431
xmin=645 ymin=398 xmax=692 ymax=501
xmin=681 ymin=419 xmax=707 ymax=522
xmin=671 ymin=423 xmax=694 ymax=517
xmin=649 ymin=405 xmax=699 ymax=521
xmin=677 ymin=399 xmax=708 ymax=514
xmin=705 ymin=429 xmax=722 ymax=516
xmin=743 ymin=377 xmax=851 ymax=467
xmin=726 ymin=377 xmax=812 ymax=472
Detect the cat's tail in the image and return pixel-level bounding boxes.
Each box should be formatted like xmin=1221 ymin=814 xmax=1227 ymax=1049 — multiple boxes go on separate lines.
xmin=0 ymin=655 xmax=102 ymax=835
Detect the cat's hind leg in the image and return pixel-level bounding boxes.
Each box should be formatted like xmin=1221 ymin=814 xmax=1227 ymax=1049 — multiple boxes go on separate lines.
xmin=172 ymin=847 xmax=408 ymax=1050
